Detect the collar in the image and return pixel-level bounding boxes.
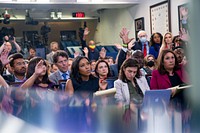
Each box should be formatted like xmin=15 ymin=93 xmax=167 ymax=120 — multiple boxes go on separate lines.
xmin=58 ymin=70 xmax=70 ymax=76
xmin=142 ymin=42 xmax=148 ymax=46
xmin=14 ymin=75 xmax=26 ymax=82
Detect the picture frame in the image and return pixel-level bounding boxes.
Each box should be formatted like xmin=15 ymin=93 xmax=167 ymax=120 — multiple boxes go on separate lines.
xmin=178 ymin=3 xmax=189 ymax=33
xmin=135 ymin=17 xmax=145 ymax=39
xmin=150 ymin=0 xmax=171 ymax=35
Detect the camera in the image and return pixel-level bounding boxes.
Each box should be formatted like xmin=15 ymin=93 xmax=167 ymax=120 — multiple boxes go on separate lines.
xmin=9 ymin=36 xmax=14 ymax=41
xmin=3 ymin=36 xmax=14 ymax=42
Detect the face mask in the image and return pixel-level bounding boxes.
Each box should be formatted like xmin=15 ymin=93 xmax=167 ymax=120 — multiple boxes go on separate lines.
xmin=89 ymin=44 xmax=96 ymax=50
xmin=147 ymin=61 xmax=154 ymax=67
xmin=139 ymin=37 xmax=147 ymax=43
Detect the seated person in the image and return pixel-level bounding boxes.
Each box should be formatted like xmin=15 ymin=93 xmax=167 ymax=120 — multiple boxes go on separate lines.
xmin=143 ymin=54 xmax=157 ymax=75
xmin=114 ymin=58 xmax=150 ymax=107
xmin=20 ymin=57 xmax=54 ymax=89
xmin=94 ymin=59 xmax=115 ymax=88
xmin=3 ymin=53 xmax=26 ymax=84
xmin=49 ymin=50 xmax=70 ymax=85
xmin=150 ymin=49 xmax=189 ymax=90
xmin=27 ymin=47 xmax=36 ymax=60
xmin=65 ymin=56 xmax=107 ymax=105
xmin=149 ymin=32 xmax=163 ymax=59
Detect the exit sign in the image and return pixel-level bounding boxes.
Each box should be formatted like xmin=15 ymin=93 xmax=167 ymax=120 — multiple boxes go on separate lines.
xmin=72 ymin=12 xmax=85 ymax=18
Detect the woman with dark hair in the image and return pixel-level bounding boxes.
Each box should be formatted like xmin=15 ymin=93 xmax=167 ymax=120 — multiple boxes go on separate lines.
xmin=94 ymin=60 xmax=111 ymax=79
xmin=149 ymin=32 xmax=163 ymax=59
xmin=20 ymin=57 xmax=53 ymax=89
xmin=150 ymin=49 xmax=188 ymax=90
xmin=114 ymin=58 xmax=150 ymax=107
xmin=94 ymin=59 xmax=115 ymax=89
xmin=65 ymin=56 xmax=107 ymax=99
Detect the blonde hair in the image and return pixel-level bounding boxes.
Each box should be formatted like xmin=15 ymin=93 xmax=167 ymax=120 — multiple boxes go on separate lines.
xmin=163 ymin=32 xmax=173 ymax=44
xmin=144 ymin=54 xmax=157 ymax=68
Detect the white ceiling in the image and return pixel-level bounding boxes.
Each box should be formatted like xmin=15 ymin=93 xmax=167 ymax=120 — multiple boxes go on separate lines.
xmin=0 ymin=0 xmax=139 ymax=20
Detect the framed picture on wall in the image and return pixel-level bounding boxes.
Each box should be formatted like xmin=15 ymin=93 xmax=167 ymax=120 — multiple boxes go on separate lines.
xmin=150 ymin=0 xmax=171 ymax=35
xmin=178 ymin=3 xmax=189 ymax=34
xmin=135 ymin=17 xmax=145 ymax=39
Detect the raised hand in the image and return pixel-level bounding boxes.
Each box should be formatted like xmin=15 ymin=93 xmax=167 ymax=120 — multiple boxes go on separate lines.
xmin=179 ymin=28 xmax=190 ymax=41
xmin=4 ymin=36 xmax=9 ymax=42
xmin=0 ymin=50 xmax=12 ymax=65
xmin=34 ymin=60 xmax=45 ymax=76
xmin=83 ymin=47 xmax=89 ymax=55
xmin=99 ymin=47 xmax=106 ymax=59
xmin=74 ymin=51 xmax=80 ymax=58
xmin=127 ymin=38 xmax=135 ymax=50
xmin=84 ymin=27 xmax=90 ymax=36
xmin=120 ymin=28 xmax=134 ymax=44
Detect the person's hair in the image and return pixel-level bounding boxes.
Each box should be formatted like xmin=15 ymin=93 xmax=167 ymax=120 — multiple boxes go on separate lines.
xmin=28 ymin=47 xmax=36 ymax=52
xmin=150 ymin=32 xmax=163 ymax=52
xmin=163 ymin=32 xmax=173 ymax=44
xmin=119 ymin=58 xmax=141 ymax=83
xmin=137 ymin=30 xmax=146 ymax=38
xmin=70 ymin=56 xmax=94 ymax=83
xmin=26 ymin=57 xmax=50 ymax=84
xmin=94 ymin=59 xmax=111 ymax=78
xmin=157 ymin=49 xmax=180 ymax=75
xmin=108 ymin=56 xmax=115 ymax=64
xmin=50 ymin=41 xmax=58 ymax=47
xmin=52 ymin=50 xmax=69 ymax=64
xmin=9 ymin=53 xmax=24 ymax=67
xmin=68 ymin=58 xmax=74 ymax=62
xmin=132 ymin=50 xmax=143 ymax=58
xmin=90 ymin=60 xmax=96 ymax=64
xmin=172 ymin=35 xmax=180 ymax=44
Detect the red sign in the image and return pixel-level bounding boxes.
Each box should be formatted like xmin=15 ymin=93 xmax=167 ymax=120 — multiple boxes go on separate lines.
xmin=72 ymin=12 xmax=85 ymax=18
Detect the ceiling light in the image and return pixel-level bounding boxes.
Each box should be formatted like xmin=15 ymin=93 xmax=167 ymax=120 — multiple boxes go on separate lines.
xmin=50 ymin=11 xmax=56 ymax=19
xmin=57 ymin=11 xmax=62 ymax=19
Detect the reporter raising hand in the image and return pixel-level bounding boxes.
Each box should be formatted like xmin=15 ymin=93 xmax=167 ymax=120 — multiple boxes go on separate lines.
xmin=21 ymin=57 xmax=54 ymax=89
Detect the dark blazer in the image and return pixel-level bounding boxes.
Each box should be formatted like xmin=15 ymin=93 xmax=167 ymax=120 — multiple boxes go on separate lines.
xmin=117 ymin=41 xmax=150 ymax=71
xmin=3 ymin=74 xmax=15 ymax=84
xmin=133 ymin=41 xmax=142 ymax=51
xmin=132 ymin=40 xmax=150 ymax=51
xmin=150 ymin=67 xmax=188 ymax=90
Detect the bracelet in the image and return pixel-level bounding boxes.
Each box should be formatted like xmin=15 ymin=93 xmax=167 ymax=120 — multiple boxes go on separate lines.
xmin=122 ymin=44 xmax=128 ymax=47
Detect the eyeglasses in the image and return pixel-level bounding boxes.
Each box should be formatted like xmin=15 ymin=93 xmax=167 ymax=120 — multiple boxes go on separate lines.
xmin=15 ymin=62 xmax=26 ymax=66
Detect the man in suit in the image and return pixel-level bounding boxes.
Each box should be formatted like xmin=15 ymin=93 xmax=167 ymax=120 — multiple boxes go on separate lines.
xmin=49 ymin=50 xmax=70 ymax=85
xmin=3 ymin=53 xmax=26 ymax=84
xmin=133 ymin=30 xmax=150 ymax=56
xmin=117 ymin=29 xmax=150 ymax=71
xmin=46 ymin=41 xmax=59 ymax=64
